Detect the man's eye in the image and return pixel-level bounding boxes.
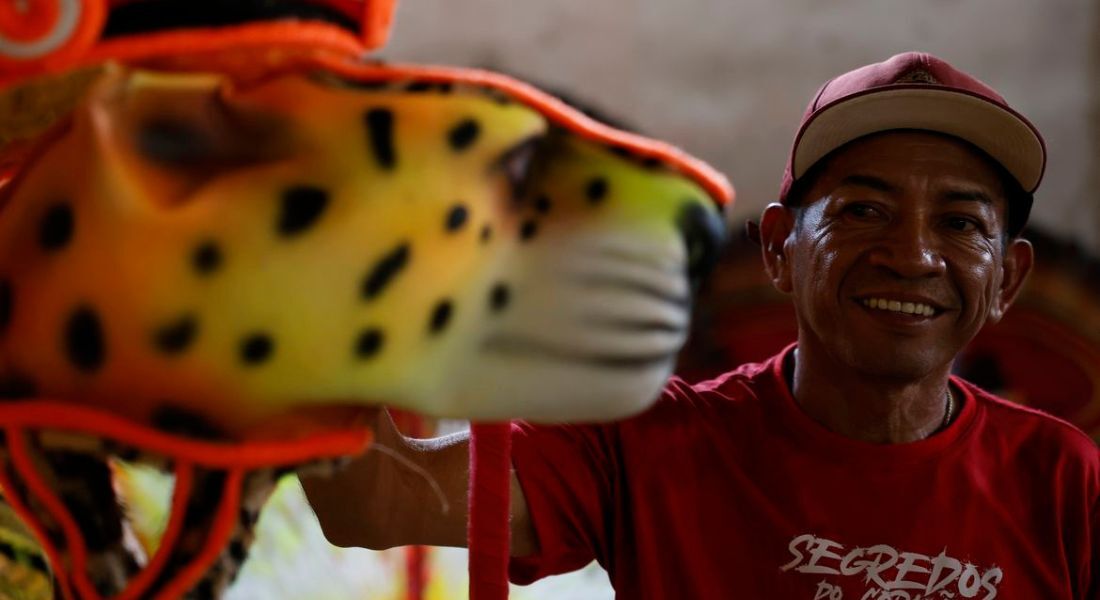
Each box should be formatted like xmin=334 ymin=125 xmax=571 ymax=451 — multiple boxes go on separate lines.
xmin=844 ymin=203 xmax=878 ymax=218
xmin=946 ymin=217 xmax=979 ymax=232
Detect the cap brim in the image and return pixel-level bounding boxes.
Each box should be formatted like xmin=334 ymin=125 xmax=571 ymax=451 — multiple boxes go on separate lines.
xmin=793 ymin=86 xmax=1046 ymax=193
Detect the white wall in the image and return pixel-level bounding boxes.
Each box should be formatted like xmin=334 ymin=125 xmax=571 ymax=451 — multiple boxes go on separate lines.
xmin=380 ymin=0 xmax=1099 ymax=252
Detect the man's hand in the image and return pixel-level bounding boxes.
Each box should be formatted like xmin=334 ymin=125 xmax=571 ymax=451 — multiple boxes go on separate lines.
xmin=301 ymin=409 xmax=537 ymax=556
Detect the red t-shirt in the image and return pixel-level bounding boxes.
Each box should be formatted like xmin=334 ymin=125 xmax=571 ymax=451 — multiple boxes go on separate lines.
xmin=509 ymin=346 xmax=1099 ymax=599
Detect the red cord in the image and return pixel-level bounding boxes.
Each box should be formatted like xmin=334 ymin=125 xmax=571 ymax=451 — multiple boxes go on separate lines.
xmin=405 ymin=545 xmax=427 ymax=600
xmin=0 ymin=449 xmax=75 ymax=600
xmin=468 ymin=422 xmax=512 ymax=600
xmin=116 ymin=462 xmax=193 ymax=600
xmin=157 ymin=469 xmax=244 ymax=598
xmin=8 ymin=428 xmax=102 ymax=600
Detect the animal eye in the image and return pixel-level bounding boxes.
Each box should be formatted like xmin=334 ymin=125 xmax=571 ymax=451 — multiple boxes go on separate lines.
xmin=496 ymin=137 xmax=543 ymax=193
xmin=137 ymin=117 xmax=212 ymax=165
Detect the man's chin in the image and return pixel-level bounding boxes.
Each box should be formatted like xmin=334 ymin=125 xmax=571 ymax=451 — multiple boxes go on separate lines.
xmin=842 ymin=345 xmax=950 ymax=383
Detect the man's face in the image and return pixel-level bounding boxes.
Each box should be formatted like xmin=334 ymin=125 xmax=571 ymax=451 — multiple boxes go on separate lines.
xmin=764 ymin=131 xmax=1033 ymax=380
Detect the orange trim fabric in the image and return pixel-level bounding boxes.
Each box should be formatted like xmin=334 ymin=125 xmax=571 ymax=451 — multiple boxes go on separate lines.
xmin=362 ymin=0 xmax=397 ymax=48
xmin=0 ymin=0 xmax=61 ymax=43
xmin=0 ymin=0 xmax=107 ymax=75
xmin=0 ymin=0 xmax=390 ymax=84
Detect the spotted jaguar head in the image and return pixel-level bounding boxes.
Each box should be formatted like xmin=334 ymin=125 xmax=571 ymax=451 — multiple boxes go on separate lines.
xmin=0 ymin=65 xmax=728 ymax=437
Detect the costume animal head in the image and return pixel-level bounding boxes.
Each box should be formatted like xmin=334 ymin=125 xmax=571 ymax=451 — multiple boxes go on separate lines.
xmin=0 ymin=65 xmax=727 ymax=436
xmin=0 ymin=1 xmax=733 ymax=598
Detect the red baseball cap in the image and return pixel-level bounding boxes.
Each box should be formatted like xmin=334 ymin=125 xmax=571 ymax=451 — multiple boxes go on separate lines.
xmin=778 ymin=51 xmax=1046 ymax=206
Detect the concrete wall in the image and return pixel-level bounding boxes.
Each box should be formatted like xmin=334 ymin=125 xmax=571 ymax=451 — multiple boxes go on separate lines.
xmin=380 ymin=0 xmax=1099 ymax=252
xmin=1092 ymin=5 xmax=1100 ymax=248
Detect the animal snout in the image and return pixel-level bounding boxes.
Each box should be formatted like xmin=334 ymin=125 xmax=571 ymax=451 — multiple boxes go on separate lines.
xmin=677 ymin=202 xmax=727 ymax=290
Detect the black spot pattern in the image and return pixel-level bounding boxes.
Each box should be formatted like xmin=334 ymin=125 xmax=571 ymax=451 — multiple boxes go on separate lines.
xmin=355 ymin=328 xmax=384 ymax=359
xmin=39 ymin=203 xmax=74 ymax=251
xmin=342 ymin=80 xmax=391 ymax=91
xmin=535 ymin=195 xmax=552 ymax=214
xmin=520 ymin=220 xmax=538 ymax=241
xmin=489 ymin=284 xmax=510 ymax=312
xmin=404 ymin=81 xmax=434 ymax=93
xmin=428 ymin=300 xmax=453 ymax=334
xmin=0 ymin=280 xmax=11 ymax=333
xmin=240 ymin=334 xmax=274 ymax=366
xmin=154 ymin=315 xmax=197 ymax=355
xmin=445 ymin=204 xmax=468 ymax=233
xmin=480 ymin=225 xmax=492 ymax=244
xmin=448 ymin=119 xmax=480 ymax=152
xmin=192 ymin=241 xmax=223 ymax=275
xmin=65 ymin=306 xmax=105 ymax=372
xmin=152 ymin=405 xmax=223 ymax=439
xmin=278 ymin=186 xmax=329 ymax=237
xmin=0 ymin=373 xmax=36 ymax=399
xmin=362 ymin=243 xmax=409 ymax=301
xmin=364 ymin=108 xmax=396 ymax=170
xmin=585 ymin=177 xmax=609 ymax=204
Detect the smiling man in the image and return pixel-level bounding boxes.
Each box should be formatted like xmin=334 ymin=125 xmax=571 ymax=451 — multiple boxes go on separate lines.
xmin=761 ymin=129 xmax=1035 ymax=445
xmin=305 ymin=53 xmax=1098 ymax=598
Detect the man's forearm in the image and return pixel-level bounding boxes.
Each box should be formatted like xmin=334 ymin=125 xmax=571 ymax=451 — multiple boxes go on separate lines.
xmin=302 ymin=415 xmax=537 ymax=555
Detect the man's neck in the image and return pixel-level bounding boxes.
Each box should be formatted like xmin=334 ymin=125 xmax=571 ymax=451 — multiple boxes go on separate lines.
xmin=788 ymin=344 xmax=955 ymax=444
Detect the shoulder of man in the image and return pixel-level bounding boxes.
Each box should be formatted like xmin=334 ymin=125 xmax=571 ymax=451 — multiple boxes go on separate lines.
xmin=658 ymin=353 xmax=780 ymax=412
xmin=958 ymin=378 xmax=1098 ymax=465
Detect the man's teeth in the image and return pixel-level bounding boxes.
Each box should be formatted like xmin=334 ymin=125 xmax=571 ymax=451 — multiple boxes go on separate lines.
xmin=862 ymin=298 xmax=936 ymax=317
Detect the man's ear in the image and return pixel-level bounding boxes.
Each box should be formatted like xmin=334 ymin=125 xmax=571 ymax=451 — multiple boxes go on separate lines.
xmin=759 ymin=203 xmax=796 ymax=294
xmin=987 ymin=237 xmax=1034 ymax=324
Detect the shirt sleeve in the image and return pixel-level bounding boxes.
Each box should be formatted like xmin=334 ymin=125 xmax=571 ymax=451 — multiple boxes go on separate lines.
xmin=507 ymin=419 xmax=620 ymax=585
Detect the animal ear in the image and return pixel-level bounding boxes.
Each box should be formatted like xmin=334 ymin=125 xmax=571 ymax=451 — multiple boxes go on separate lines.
xmin=759 ymin=203 xmax=795 ymax=294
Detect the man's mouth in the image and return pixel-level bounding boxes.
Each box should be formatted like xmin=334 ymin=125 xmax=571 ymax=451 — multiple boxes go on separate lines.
xmin=859 ymin=297 xmax=939 ymax=317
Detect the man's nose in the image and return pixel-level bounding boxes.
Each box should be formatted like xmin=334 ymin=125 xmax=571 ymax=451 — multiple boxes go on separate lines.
xmin=866 ymin=217 xmax=946 ymax=278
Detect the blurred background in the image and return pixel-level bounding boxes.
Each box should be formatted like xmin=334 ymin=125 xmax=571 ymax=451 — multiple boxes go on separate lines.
xmin=225 ymin=2 xmax=1100 ymax=599
xmin=381 ymin=0 xmax=1100 ymax=254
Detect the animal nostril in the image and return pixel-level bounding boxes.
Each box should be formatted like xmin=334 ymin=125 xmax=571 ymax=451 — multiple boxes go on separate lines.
xmin=677 ymin=201 xmax=728 ymax=290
